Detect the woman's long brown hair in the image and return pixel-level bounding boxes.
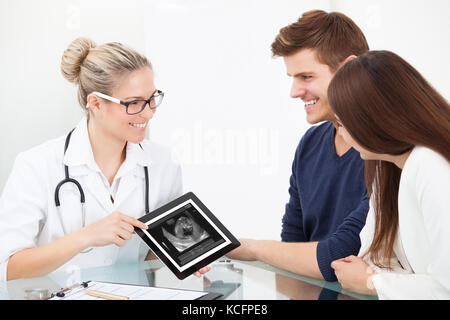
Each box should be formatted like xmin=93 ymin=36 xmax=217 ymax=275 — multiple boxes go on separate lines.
xmin=328 ymin=50 xmax=450 ymax=269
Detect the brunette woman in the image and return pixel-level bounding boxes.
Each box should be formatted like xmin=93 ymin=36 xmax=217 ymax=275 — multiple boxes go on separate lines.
xmin=329 ymin=50 xmax=450 ymax=299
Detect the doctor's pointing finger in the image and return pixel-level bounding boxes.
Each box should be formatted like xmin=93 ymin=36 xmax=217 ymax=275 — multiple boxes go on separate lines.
xmin=81 ymin=212 xmax=149 ymax=248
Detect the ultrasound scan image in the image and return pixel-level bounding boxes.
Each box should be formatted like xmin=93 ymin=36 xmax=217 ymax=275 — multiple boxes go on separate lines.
xmin=162 ymin=213 xmax=210 ymax=252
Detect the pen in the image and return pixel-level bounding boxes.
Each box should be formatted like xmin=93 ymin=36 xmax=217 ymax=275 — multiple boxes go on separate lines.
xmin=56 ymin=282 xmax=89 ymax=297
xmin=85 ymin=289 xmax=129 ymax=300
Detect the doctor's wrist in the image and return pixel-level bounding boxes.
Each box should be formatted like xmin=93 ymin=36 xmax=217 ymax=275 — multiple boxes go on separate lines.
xmin=71 ymin=228 xmax=92 ymax=251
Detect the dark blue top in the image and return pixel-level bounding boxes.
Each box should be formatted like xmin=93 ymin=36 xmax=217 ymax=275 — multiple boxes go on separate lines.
xmin=281 ymin=121 xmax=369 ymax=282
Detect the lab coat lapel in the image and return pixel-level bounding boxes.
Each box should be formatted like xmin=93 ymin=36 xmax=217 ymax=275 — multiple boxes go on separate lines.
xmin=63 ymin=117 xmax=114 ymax=213
xmin=113 ymin=171 xmax=139 ymax=209
xmin=63 ymin=117 xmax=91 ymax=168
xmin=112 ymin=142 xmax=149 ymax=210
xmin=64 ymin=165 xmax=114 ymax=214
xmin=84 ymin=173 xmax=114 ymax=213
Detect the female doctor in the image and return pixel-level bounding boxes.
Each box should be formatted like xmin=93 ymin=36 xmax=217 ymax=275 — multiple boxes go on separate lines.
xmin=0 ymin=37 xmax=210 ymax=281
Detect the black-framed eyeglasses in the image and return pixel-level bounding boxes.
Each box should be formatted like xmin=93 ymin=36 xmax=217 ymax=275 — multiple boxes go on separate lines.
xmin=86 ymin=90 xmax=164 ymax=115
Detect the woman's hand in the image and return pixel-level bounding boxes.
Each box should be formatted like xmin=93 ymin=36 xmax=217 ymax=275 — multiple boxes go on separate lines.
xmin=330 ymin=255 xmax=378 ymax=296
xmin=81 ymin=211 xmax=148 ymax=248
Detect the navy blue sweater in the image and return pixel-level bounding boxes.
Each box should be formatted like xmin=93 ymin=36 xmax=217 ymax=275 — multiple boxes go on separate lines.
xmin=281 ymin=121 xmax=369 ymax=282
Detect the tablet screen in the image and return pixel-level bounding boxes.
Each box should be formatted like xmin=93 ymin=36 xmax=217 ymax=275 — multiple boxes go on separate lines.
xmin=141 ymin=199 xmax=232 ymax=272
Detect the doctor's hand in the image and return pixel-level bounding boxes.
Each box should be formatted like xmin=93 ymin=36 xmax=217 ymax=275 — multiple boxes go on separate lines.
xmin=193 ymin=266 xmax=211 ymax=277
xmin=330 ymin=255 xmax=378 ymax=296
xmin=81 ymin=211 xmax=148 ymax=248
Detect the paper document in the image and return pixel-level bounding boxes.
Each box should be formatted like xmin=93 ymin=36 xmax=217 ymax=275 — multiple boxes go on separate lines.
xmin=50 ymin=281 xmax=207 ymax=300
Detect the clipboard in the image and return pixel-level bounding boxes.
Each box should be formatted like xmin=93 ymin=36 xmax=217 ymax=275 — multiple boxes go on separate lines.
xmin=135 ymin=192 xmax=240 ymax=280
xmin=48 ymin=281 xmax=222 ymax=300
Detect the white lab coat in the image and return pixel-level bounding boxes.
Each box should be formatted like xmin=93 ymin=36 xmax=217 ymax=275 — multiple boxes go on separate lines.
xmin=0 ymin=117 xmax=183 ymax=282
xmin=359 ymin=146 xmax=450 ymax=299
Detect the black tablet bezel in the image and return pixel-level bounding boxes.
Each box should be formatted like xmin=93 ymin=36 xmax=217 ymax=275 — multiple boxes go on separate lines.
xmin=135 ymin=192 xmax=240 ymax=280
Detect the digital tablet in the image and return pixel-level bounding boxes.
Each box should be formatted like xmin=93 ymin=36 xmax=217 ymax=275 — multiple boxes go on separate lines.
xmin=135 ymin=192 xmax=240 ymax=280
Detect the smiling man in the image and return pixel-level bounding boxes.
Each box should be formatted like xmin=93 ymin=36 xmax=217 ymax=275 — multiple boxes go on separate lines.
xmin=227 ymin=10 xmax=370 ymax=284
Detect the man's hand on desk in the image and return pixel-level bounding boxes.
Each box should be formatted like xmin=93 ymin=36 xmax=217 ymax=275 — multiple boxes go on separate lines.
xmin=225 ymin=238 xmax=258 ymax=261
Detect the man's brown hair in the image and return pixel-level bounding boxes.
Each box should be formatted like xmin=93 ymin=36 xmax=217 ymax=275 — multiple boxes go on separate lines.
xmin=271 ymin=10 xmax=369 ymax=71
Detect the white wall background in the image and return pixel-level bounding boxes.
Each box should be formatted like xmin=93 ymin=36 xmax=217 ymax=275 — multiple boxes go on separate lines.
xmin=1 ymin=0 xmax=449 ymax=240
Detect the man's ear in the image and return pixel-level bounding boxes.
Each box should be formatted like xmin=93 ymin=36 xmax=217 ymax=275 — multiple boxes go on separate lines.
xmin=339 ymin=55 xmax=358 ymax=68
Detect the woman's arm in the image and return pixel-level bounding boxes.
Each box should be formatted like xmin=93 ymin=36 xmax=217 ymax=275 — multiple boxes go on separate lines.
xmin=7 ymin=228 xmax=88 ymax=280
xmin=7 ymin=211 xmax=148 ymax=280
xmin=370 ymin=149 xmax=450 ymax=299
xmin=333 ymin=149 xmax=450 ymax=299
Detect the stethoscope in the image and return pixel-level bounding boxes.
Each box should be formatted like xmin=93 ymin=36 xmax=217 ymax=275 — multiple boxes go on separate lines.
xmin=54 ymin=128 xmax=150 ymax=253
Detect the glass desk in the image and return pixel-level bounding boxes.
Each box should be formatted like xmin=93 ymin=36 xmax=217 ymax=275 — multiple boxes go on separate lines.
xmin=0 ymin=259 xmax=377 ymax=300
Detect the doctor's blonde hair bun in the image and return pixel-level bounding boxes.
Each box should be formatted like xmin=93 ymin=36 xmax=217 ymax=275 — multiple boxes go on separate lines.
xmin=61 ymin=37 xmax=151 ymax=111
xmin=61 ymin=37 xmax=96 ymax=84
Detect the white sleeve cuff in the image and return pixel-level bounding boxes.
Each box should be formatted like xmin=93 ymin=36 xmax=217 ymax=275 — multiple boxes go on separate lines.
xmin=372 ymin=273 xmax=450 ymax=300
xmin=0 ymin=258 xmax=9 ymax=283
